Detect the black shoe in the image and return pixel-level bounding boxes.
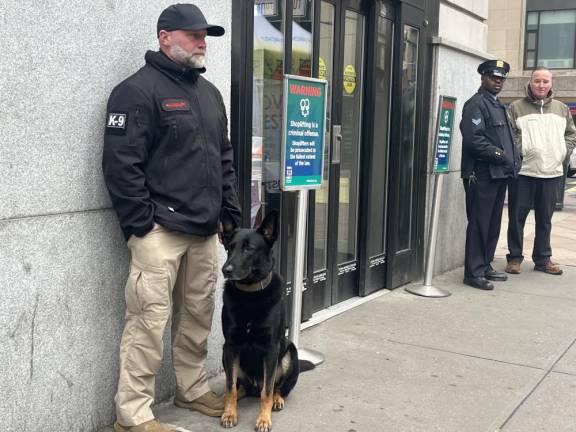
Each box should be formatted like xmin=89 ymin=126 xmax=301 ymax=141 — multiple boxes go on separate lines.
xmin=485 ymin=266 xmax=508 ymax=281
xmin=463 ymin=277 xmax=494 ymax=290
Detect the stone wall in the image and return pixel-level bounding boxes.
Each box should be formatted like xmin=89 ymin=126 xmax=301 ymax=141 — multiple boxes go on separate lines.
xmin=0 ymin=1 xmax=232 ymax=431
xmin=426 ymin=1 xmax=492 ymax=275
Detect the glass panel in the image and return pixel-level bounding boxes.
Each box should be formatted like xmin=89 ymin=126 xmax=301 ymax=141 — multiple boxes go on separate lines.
xmin=286 ymin=0 xmax=314 ymax=283
xmin=251 ymin=1 xmax=284 ymax=228
xmin=397 ymin=25 xmax=419 ymax=252
xmin=537 ymin=10 xmax=576 ymax=69
xmin=526 ymin=50 xmax=536 ymax=68
xmin=314 ymin=0 xmax=334 ymax=272
xmin=526 ymin=31 xmax=536 ymax=50
xmin=338 ymin=10 xmax=365 ymax=263
xmin=292 ymin=0 xmax=313 ymax=76
xmin=527 ymin=12 xmax=538 ymax=31
xmin=367 ymin=12 xmax=394 ymax=258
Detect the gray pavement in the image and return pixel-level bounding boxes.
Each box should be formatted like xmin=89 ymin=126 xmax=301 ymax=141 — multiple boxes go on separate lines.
xmin=101 ymin=179 xmax=576 ymax=432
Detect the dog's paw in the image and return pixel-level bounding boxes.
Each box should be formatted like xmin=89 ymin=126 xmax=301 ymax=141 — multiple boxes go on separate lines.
xmin=272 ymin=394 xmax=285 ymax=411
xmin=220 ymin=411 xmax=238 ymax=428
xmin=255 ymin=414 xmax=272 ymax=432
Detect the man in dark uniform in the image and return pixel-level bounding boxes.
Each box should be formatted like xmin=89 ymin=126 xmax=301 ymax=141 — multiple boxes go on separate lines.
xmin=460 ymin=59 xmax=520 ymax=290
xmin=102 ymin=4 xmax=241 ymax=432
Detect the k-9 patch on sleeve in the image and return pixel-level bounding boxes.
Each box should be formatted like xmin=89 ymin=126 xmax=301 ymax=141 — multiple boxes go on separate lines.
xmin=105 ymin=112 xmax=128 ymax=135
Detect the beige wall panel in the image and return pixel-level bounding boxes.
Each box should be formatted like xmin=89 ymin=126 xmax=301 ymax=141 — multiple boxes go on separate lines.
xmin=443 ymin=0 xmax=489 ymax=19
xmin=439 ymin=3 xmax=488 ymax=51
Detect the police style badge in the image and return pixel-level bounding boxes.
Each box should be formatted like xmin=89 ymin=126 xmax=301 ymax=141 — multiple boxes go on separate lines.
xmin=472 ymin=118 xmax=482 ymax=126
xmin=106 ymin=112 xmax=128 ymax=135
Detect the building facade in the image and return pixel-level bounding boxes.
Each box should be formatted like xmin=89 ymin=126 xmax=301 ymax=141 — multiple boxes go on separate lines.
xmin=0 ymin=1 xmax=491 ymax=430
xmin=488 ymin=0 xmax=576 ymax=111
xmin=487 ymin=0 xmax=576 ymax=205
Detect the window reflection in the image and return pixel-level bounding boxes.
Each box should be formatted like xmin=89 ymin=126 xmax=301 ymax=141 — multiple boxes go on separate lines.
xmin=251 ymin=3 xmax=284 ymax=228
xmin=537 ymin=10 xmax=576 ymax=69
xmin=313 ymin=0 xmax=334 ymax=272
xmin=291 ymin=0 xmax=313 ymax=77
xmin=524 ymin=10 xmax=576 ymax=69
xmin=367 ymin=11 xmax=394 ymax=259
xmin=286 ymin=0 xmax=314 ymax=283
xmin=338 ymin=10 xmax=365 ymax=263
xmin=397 ymin=25 xmax=418 ymax=252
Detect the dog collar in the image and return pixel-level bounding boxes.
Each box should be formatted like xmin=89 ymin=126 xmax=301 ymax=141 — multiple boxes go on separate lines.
xmin=234 ymin=273 xmax=273 ymax=293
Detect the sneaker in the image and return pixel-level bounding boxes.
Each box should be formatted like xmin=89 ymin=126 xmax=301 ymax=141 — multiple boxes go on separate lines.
xmin=174 ymin=391 xmax=225 ymax=417
xmin=534 ymin=261 xmax=563 ymax=275
xmin=505 ymin=261 xmax=522 ymax=274
xmin=113 ymin=419 xmax=174 ymax=432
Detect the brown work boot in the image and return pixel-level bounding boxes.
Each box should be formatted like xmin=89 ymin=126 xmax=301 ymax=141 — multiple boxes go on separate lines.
xmin=534 ymin=261 xmax=563 ymax=275
xmin=505 ymin=261 xmax=522 ymax=274
xmin=113 ymin=419 xmax=174 ymax=432
xmin=174 ymin=391 xmax=225 ymax=417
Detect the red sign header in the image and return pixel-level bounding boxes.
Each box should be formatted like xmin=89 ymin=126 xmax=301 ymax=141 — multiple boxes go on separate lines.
xmin=290 ymin=84 xmax=321 ymax=97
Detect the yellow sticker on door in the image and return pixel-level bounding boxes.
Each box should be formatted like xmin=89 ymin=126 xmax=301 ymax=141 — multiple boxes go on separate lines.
xmin=343 ymin=65 xmax=356 ymax=95
xmin=319 ymin=57 xmax=327 ymax=80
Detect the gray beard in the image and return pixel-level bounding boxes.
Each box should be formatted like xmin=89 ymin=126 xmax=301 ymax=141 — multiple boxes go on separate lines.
xmin=170 ymin=45 xmax=206 ymax=69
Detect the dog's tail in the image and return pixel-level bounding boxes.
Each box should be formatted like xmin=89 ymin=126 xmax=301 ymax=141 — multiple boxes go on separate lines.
xmin=298 ymin=359 xmax=316 ymax=373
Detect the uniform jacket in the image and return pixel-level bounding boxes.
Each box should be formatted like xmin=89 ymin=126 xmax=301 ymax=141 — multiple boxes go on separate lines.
xmin=508 ymin=86 xmax=576 ymax=178
xmin=460 ymin=87 xmax=520 ymax=180
xmin=102 ymin=50 xmax=241 ymax=240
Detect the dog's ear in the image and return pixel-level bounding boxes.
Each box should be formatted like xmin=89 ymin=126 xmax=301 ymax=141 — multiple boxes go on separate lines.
xmin=257 ymin=210 xmax=278 ymax=245
xmin=220 ymin=208 xmax=238 ymax=247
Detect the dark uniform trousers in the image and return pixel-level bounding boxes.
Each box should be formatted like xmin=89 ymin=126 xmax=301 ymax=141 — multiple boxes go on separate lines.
xmin=463 ymin=178 xmax=508 ymax=278
xmin=506 ymin=175 xmax=560 ymax=265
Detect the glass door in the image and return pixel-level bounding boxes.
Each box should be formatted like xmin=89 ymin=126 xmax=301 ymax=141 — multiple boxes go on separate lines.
xmin=386 ymin=3 xmax=425 ymax=288
xmin=360 ymin=3 xmax=394 ymax=295
xmin=334 ymin=6 xmax=365 ymax=303
xmin=306 ymin=0 xmax=367 ymax=313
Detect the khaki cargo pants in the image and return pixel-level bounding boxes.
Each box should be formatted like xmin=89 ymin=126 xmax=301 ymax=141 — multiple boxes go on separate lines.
xmin=115 ymin=224 xmax=219 ymax=427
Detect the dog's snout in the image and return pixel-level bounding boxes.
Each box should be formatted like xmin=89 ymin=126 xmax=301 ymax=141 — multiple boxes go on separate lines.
xmin=222 ymin=263 xmax=234 ymax=277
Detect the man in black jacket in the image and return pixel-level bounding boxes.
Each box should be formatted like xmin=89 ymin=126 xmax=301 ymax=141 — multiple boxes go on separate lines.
xmin=102 ymin=4 xmax=241 ymax=432
xmin=459 ymin=59 xmax=520 ymax=291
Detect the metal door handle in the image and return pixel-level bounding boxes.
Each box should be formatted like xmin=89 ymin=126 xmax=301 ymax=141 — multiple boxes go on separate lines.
xmin=332 ymin=125 xmax=342 ymax=164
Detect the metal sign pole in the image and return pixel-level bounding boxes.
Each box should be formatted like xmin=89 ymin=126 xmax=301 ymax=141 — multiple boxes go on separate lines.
xmin=405 ymin=174 xmax=451 ymax=297
xmin=406 ymin=95 xmax=456 ymax=298
xmin=289 ymin=189 xmax=324 ymax=366
xmin=281 ymin=75 xmax=327 ymax=367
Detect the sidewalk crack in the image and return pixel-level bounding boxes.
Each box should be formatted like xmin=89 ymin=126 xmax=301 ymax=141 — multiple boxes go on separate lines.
xmin=386 ymin=339 xmax=546 ymax=371
xmin=496 ymin=337 xmax=576 ymax=431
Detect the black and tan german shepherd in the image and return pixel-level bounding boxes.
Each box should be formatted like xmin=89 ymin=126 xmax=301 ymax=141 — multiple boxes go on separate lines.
xmin=219 ymin=210 xmax=299 ymax=432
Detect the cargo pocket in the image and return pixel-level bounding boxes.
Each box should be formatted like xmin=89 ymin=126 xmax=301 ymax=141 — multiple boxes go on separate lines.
xmin=124 ymin=264 xmax=171 ymax=318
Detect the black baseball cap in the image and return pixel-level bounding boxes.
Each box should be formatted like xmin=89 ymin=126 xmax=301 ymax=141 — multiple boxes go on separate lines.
xmin=157 ymin=3 xmax=225 ymax=37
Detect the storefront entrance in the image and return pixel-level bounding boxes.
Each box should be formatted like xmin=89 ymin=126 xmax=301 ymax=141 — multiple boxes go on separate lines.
xmin=231 ymin=0 xmax=431 ymax=322
xmin=303 ymin=0 xmax=395 ymax=316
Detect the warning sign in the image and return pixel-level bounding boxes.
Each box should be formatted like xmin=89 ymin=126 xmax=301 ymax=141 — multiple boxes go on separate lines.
xmin=343 ymin=65 xmax=356 ymax=95
xmin=281 ymin=75 xmax=327 ymax=190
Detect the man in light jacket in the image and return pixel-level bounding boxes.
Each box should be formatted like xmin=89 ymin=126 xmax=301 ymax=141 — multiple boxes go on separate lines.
xmin=506 ymin=67 xmax=576 ymax=275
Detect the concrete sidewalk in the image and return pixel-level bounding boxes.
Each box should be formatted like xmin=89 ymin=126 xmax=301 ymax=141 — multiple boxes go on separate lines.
xmin=102 ymin=269 xmax=576 ymax=432
xmin=101 ymin=187 xmax=576 ymax=432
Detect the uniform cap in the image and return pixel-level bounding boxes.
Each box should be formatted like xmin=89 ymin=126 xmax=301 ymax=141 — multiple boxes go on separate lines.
xmin=157 ymin=3 xmax=225 ymax=37
xmin=477 ymin=59 xmax=510 ymax=78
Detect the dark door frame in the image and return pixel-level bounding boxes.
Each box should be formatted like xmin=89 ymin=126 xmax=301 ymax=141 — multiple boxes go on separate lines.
xmin=385 ymin=0 xmax=438 ymax=289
